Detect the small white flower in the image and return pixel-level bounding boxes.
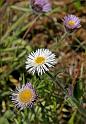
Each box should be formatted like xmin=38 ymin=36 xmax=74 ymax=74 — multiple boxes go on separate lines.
xmin=25 ymin=49 xmax=57 ymax=75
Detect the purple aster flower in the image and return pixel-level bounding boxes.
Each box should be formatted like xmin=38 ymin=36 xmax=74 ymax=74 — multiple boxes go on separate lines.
xmin=11 ymin=82 xmax=37 ymax=110
xmin=63 ymin=15 xmax=81 ymax=29
xmin=30 ymin=0 xmax=51 ymax=13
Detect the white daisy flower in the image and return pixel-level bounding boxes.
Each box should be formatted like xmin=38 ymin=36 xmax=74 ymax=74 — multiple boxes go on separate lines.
xmin=11 ymin=82 xmax=37 ymax=110
xmin=25 ymin=49 xmax=57 ymax=75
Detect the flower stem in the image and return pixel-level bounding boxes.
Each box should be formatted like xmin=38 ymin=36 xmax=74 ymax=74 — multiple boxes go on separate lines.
xmin=23 ymin=14 xmax=41 ymax=39
xmin=46 ymin=71 xmax=65 ymax=92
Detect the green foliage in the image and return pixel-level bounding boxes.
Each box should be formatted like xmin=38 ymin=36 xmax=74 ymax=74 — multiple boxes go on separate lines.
xmin=0 ymin=0 xmax=86 ymax=124
xmin=73 ymin=79 xmax=83 ymax=100
xmin=74 ymin=1 xmax=81 ymax=10
xmin=0 ymin=0 xmax=3 ymax=7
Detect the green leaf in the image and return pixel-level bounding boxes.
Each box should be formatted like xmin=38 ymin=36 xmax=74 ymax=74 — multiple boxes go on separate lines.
xmin=0 ymin=117 xmax=9 ymax=124
xmin=73 ymin=80 xmax=83 ymax=100
xmin=68 ymin=111 xmax=76 ymax=124
xmin=4 ymin=110 xmax=15 ymax=119
xmin=74 ymin=1 xmax=81 ymax=10
xmin=0 ymin=0 xmax=3 ymax=7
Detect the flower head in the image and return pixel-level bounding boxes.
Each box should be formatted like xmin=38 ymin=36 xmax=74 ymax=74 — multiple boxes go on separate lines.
xmin=30 ymin=0 xmax=51 ymax=13
xmin=25 ymin=49 xmax=57 ymax=75
xmin=63 ymin=15 xmax=81 ymax=29
xmin=11 ymin=82 xmax=37 ymax=110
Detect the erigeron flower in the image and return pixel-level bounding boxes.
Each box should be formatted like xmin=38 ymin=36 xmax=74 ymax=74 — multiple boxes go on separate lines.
xmin=11 ymin=82 xmax=37 ymax=110
xmin=63 ymin=15 xmax=81 ymax=29
xmin=30 ymin=0 xmax=51 ymax=13
xmin=25 ymin=49 xmax=57 ymax=75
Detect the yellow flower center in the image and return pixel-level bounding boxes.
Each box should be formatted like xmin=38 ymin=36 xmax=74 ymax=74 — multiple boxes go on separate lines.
xmin=18 ymin=89 xmax=34 ymax=103
xmin=68 ymin=20 xmax=75 ymax=26
xmin=35 ymin=56 xmax=45 ymax=64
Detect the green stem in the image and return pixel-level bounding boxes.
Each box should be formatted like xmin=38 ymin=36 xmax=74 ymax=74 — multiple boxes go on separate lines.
xmin=0 ymin=46 xmax=24 ymax=52
xmin=60 ymin=31 xmax=68 ymax=42
xmin=10 ymin=5 xmax=31 ymax=12
xmin=74 ymin=37 xmax=86 ymax=52
xmin=23 ymin=14 xmax=41 ymax=39
xmin=46 ymin=71 xmax=65 ymax=92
